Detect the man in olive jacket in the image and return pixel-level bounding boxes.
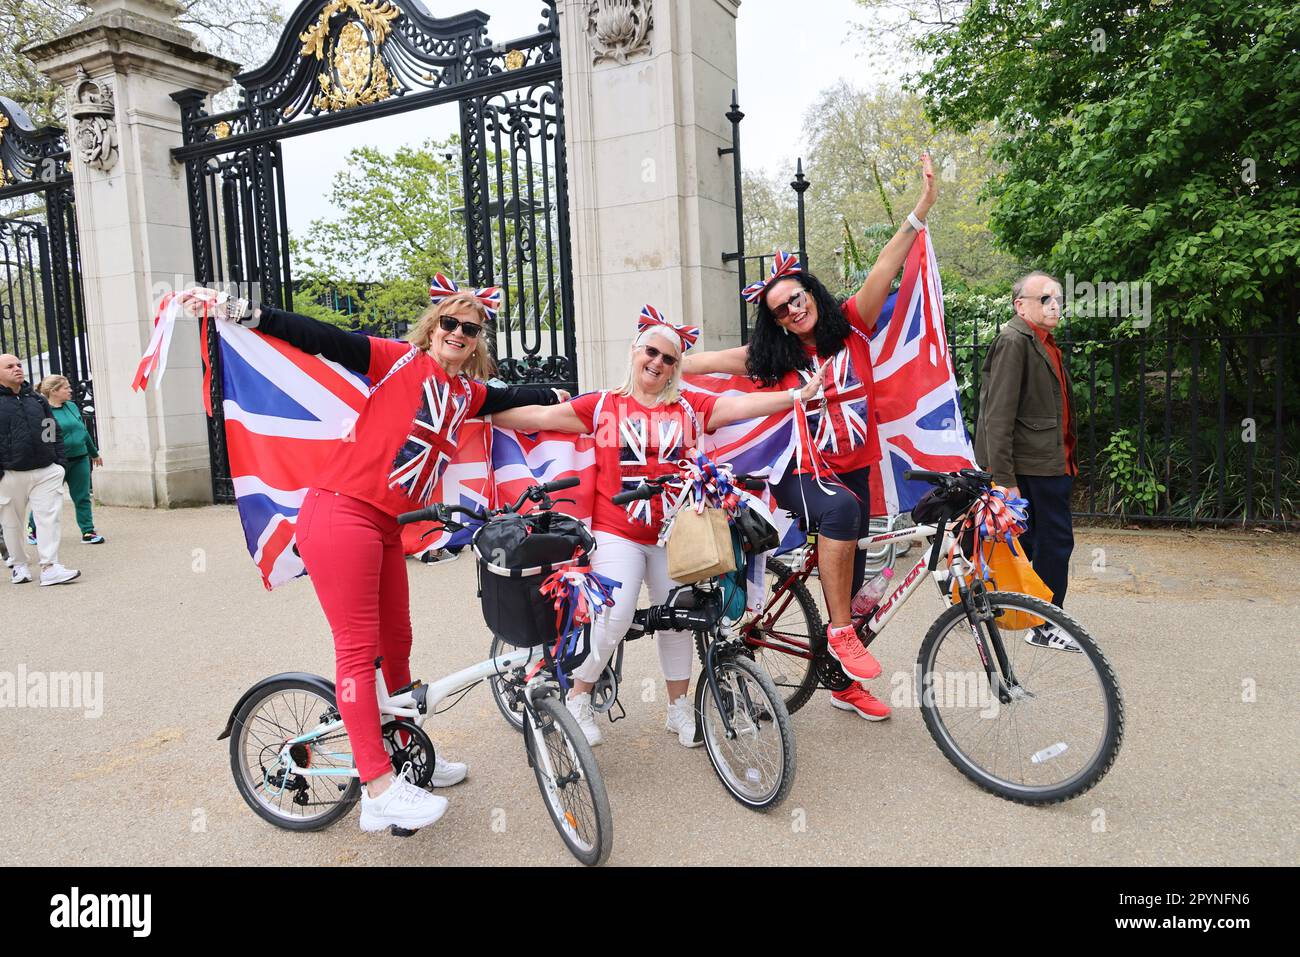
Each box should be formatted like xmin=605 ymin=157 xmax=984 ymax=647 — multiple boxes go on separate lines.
xmin=974 ymin=273 xmax=1077 ymax=626
xmin=0 ymin=354 xmax=80 ymax=585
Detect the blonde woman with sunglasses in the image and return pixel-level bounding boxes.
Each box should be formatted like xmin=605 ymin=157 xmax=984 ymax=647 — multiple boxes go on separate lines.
xmin=492 ymin=306 xmax=825 ymax=748
xmin=211 ymin=277 xmax=567 ymax=834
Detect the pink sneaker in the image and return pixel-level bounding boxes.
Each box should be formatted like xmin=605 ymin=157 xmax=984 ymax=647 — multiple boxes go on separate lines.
xmin=831 ymin=683 xmax=891 ymax=721
xmin=825 ymin=624 xmax=882 ymax=681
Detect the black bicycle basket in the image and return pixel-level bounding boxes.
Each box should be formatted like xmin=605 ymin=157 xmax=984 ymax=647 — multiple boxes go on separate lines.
xmin=472 ymin=512 xmax=596 ymax=649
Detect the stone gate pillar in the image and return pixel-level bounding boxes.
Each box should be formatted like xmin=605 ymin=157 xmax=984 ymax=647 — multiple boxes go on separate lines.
xmin=24 ymin=0 xmax=238 ymax=506
xmin=557 ymin=0 xmax=742 ymax=387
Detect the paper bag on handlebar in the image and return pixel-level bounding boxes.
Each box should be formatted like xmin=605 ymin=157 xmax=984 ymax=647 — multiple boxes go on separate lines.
xmin=666 ymin=503 xmax=736 ymax=584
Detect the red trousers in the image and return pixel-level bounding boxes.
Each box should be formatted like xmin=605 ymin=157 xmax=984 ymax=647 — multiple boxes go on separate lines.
xmin=295 ymin=489 xmax=412 ymax=783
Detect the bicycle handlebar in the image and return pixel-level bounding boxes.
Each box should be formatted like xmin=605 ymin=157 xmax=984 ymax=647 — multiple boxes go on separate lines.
xmin=396 ymin=475 xmax=584 ymax=528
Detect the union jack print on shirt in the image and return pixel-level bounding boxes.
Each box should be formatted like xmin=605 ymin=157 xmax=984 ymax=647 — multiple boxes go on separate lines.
xmin=809 ymin=342 xmax=873 ymax=458
xmin=616 ymin=409 xmax=685 ymax=525
xmin=388 ymin=374 xmax=472 ymax=506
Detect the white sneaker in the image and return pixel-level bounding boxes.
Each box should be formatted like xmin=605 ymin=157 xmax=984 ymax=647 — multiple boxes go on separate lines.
xmin=427 ymin=754 xmax=468 ymax=787
xmin=1025 ymin=623 xmax=1082 ymax=653
xmin=666 ymin=694 xmax=703 ymax=748
xmin=565 ymin=692 xmax=602 ymax=746
xmin=11 ymin=565 xmax=32 ymax=584
xmin=39 ymin=564 xmax=80 ymax=586
xmin=359 ymin=763 xmax=449 ymax=833
xmin=419 ymin=548 xmax=459 ymax=566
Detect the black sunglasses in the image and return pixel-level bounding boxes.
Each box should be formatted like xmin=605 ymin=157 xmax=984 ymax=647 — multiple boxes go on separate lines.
xmin=770 ymin=288 xmax=809 ymax=321
xmin=438 ymin=315 xmax=483 ymax=339
xmin=640 ymin=344 xmax=678 ymax=367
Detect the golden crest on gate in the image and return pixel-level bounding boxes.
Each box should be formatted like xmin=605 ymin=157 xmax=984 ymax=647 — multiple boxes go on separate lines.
xmin=299 ymin=0 xmax=400 ymax=112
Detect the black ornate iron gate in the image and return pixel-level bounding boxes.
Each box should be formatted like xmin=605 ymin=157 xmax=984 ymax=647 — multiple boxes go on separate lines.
xmin=172 ymin=0 xmax=574 ymax=502
xmin=0 ymin=97 xmax=93 ymax=440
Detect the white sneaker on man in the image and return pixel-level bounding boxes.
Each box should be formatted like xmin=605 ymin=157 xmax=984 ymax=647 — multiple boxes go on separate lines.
xmin=427 ymin=754 xmax=468 ymax=787
xmin=1024 ymin=623 xmax=1081 ymax=653
xmin=359 ymin=763 xmax=448 ymax=833
xmin=665 ymin=694 xmax=702 ymax=748
xmin=39 ymin=564 xmax=80 ymax=586
xmin=11 ymin=565 xmax=32 ymax=584
xmin=565 ymin=691 xmax=603 ymax=746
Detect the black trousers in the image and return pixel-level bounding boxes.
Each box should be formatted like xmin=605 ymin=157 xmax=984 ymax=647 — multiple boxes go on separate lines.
xmin=1015 ymin=473 xmax=1074 ymax=607
xmin=771 ymin=465 xmax=873 ymax=596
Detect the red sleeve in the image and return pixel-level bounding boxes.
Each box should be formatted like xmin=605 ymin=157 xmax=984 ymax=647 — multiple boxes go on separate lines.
xmin=567 ymin=391 xmax=603 ymax=433
xmin=465 ymin=377 xmax=489 ymax=417
xmin=366 ymin=337 xmax=414 ymax=383
xmin=841 ymin=296 xmax=874 ymax=337
xmin=686 ymin=390 xmax=719 ymax=435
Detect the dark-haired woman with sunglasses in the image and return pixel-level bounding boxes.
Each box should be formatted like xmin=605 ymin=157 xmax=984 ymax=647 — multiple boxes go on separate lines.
xmin=214 ymin=283 xmax=567 ymax=834
xmin=683 ymin=155 xmax=938 ymax=723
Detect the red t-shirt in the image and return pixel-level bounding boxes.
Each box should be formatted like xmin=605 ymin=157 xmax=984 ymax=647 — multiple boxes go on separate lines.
xmin=568 ymin=390 xmax=719 ymax=544
xmin=316 ymin=337 xmax=487 ymax=516
xmin=779 ymin=296 xmax=882 ymax=474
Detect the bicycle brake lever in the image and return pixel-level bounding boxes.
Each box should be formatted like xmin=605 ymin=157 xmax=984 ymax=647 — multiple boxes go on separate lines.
xmin=552 ymin=497 xmax=576 ymax=506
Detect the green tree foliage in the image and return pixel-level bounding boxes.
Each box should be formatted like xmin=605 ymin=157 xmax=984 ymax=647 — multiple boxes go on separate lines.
xmin=905 ymin=0 xmax=1300 ymax=335
xmin=290 ymin=138 xmax=464 ymax=333
xmin=1 ymin=0 xmax=284 ymax=124
xmin=742 ymin=85 xmax=1018 ymax=298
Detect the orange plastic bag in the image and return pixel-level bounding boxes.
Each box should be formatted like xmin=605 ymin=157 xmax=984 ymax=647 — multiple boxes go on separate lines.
xmin=950 ymin=536 xmax=1053 ymax=630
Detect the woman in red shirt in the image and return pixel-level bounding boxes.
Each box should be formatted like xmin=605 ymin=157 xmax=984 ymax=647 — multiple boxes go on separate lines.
xmin=220 ymin=286 xmax=565 ymax=833
xmin=492 ymin=307 xmax=824 ymax=747
xmin=683 ymin=155 xmax=938 ymax=722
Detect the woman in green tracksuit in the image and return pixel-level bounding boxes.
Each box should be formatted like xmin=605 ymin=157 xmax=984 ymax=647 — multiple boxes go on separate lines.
xmin=31 ymin=376 xmax=104 ymax=544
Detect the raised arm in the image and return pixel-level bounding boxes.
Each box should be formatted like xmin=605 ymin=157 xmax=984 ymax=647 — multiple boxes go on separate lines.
xmin=707 ymin=361 xmax=827 ymax=430
xmin=244 ymin=304 xmax=372 ymax=375
xmin=477 ymin=384 xmax=567 ymax=416
xmin=490 ymin=402 xmax=587 ymax=434
xmin=853 ymin=154 xmax=938 ymax=324
xmin=682 ymin=345 xmax=750 ymax=377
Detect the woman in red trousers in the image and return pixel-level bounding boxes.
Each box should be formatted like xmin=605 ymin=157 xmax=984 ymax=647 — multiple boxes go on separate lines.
xmin=217 ymin=281 xmax=565 ymax=834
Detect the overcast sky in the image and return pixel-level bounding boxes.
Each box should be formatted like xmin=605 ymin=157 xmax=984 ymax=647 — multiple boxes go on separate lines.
xmin=275 ymin=0 xmax=896 ymax=239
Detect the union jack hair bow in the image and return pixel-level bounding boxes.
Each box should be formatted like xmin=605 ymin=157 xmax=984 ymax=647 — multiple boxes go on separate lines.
xmin=741 ymin=250 xmax=802 ymax=303
xmin=637 ymin=304 xmax=700 ymax=351
xmin=960 ymin=484 xmax=1031 ymax=580
xmin=429 ymin=272 xmax=502 ymax=320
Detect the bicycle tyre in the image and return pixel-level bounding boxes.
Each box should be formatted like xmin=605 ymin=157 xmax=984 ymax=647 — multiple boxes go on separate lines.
xmin=917 ymin=592 xmax=1124 ymax=806
xmin=721 ymin=557 xmax=825 ymax=715
xmin=228 ymin=677 xmax=361 ymax=831
xmin=698 ymin=655 xmax=797 ymax=811
xmin=488 ymin=634 xmax=527 ymax=734
xmin=525 ymin=692 xmax=613 ymax=866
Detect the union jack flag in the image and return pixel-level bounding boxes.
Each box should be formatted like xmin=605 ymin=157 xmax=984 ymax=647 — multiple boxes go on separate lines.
xmin=864 ymin=228 xmax=975 ymax=514
xmin=216 ymin=320 xmax=369 ymax=589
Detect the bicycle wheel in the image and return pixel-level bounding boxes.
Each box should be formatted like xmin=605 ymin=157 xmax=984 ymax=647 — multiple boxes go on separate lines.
xmin=229 ymin=677 xmax=361 ymax=831
xmin=698 ymin=655 xmax=797 ymax=811
xmin=917 ymin=592 xmax=1124 ymax=805
xmin=524 ymin=692 xmax=613 ymax=866
xmin=488 ymin=634 xmax=527 ymax=734
xmin=732 ymin=557 xmax=825 ymax=715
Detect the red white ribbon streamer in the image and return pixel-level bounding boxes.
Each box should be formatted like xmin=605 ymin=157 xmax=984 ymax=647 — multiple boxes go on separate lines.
xmin=133 ymin=288 xmax=223 ymax=415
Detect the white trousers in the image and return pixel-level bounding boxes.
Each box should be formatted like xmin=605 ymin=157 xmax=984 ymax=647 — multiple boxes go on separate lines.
xmin=0 ymin=463 xmax=64 ymax=568
xmin=572 ymin=531 xmax=695 ymax=685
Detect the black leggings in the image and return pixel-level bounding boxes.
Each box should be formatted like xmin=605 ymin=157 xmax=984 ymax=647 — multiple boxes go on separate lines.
xmin=771 ymin=465 xmax=873 ymax=595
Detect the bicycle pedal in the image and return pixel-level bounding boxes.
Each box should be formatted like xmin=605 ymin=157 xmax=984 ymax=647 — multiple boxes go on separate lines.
xmin=389 ymin=825 xmax=418 ymax=838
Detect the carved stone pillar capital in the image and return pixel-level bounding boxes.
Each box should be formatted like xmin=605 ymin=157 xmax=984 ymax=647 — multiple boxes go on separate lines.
xmin=69 ymin=67 xmax=119 ymax=172
xmin=587 ymin=0 xmax=654 ymax=65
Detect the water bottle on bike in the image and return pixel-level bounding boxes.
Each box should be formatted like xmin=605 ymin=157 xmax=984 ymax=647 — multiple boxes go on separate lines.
xmin=850 ymin=566 xmax=895 ymax=635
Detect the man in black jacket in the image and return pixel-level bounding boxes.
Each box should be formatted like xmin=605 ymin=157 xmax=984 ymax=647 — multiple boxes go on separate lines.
xmin=0 ymin=354 xmax=80 ymax=585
